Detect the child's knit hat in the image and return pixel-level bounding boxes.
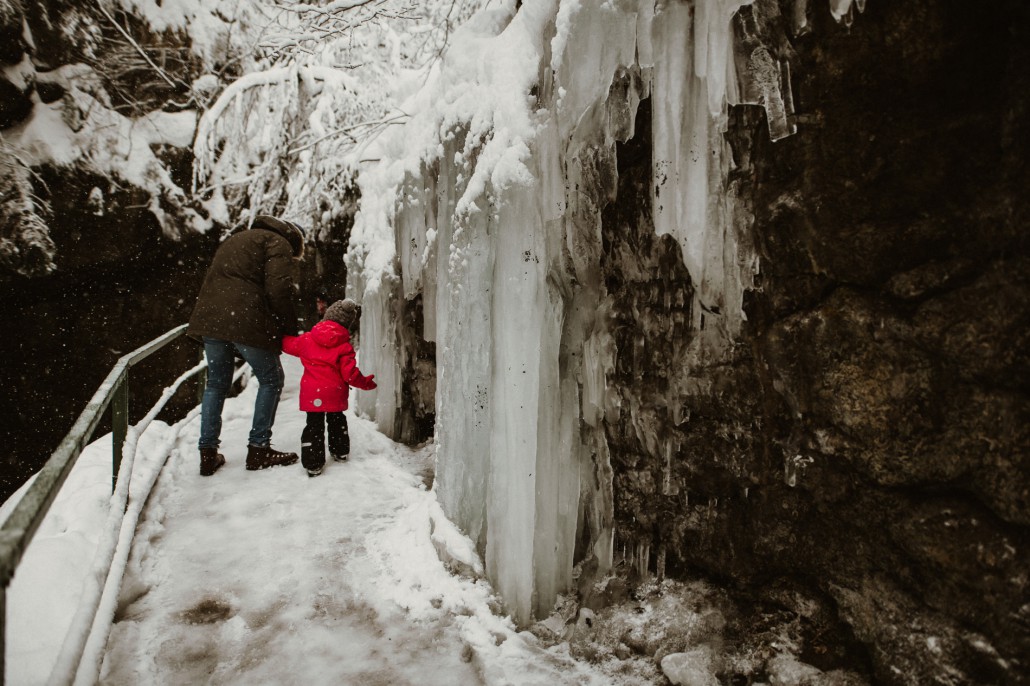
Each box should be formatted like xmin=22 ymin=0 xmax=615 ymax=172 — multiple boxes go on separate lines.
xmin=323 ymin=299 xmax=361 ymax=331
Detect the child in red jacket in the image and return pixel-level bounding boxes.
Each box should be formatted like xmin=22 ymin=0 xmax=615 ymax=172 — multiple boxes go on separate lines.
xmin=282 ymin=299 xmax=377 ymax=477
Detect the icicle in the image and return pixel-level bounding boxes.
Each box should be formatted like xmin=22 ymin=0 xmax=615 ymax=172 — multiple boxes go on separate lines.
xmin=635 ymin=542 xmax=650 ymax=579
xmin=828 ymin=0 xmax=854 ymax=22
xmin=694 ymin=0 xmax=754 ymax=117
xmin=741 ymin=47 xmax=797 ymax=142
xmin=396 ymin=176 xmax=430 ymax=300
xmin=582 ymin=332 xmax=613 ymax=428
xmin=793 ymin=0 xmax=811 ymax=36
xmin=651 ymin=0 xmax=763 ymax=348
xmin=778 ymin=59 xmax=798 ymax=139
xmin=87 ymin=187 xmax=104 ymax=216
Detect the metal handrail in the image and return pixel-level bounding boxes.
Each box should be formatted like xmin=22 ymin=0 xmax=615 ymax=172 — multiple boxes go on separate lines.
xmin=0 ymin=324 xmax=204 ymax=684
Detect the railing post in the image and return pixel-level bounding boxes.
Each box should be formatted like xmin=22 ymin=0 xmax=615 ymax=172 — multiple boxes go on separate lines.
xmin=111 ymin=373 xmax=129 ymax=493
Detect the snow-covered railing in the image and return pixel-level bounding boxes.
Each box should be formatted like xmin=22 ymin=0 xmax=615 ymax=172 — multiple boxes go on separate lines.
xmin=0 ymin=324 xmax=204 ymax=685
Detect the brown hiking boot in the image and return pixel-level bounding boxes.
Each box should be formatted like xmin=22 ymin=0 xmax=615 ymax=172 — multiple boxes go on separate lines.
xmin=246 ymin=444 xmax=299 ymax=471
xmin=199 ymin=447 xmax=225 ymax=476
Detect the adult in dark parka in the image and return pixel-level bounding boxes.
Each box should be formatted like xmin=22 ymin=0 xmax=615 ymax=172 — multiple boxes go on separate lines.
xmin=188 ymin=215 xmax=304 ymax=475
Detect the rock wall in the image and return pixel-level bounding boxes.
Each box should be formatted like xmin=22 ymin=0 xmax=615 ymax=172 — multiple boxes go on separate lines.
xmin=604 ymin=1 xmax=1029 ymax=683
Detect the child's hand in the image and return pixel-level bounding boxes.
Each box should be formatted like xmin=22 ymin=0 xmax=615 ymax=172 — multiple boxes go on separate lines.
xmin=363 ymin=374 xmax=377 ymax=390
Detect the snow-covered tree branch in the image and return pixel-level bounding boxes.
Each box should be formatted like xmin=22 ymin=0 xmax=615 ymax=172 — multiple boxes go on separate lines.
xmin=0 ymin=142 xmax=57 ymax=277
xmin=190 ymin=0 xmax=483 ymax=236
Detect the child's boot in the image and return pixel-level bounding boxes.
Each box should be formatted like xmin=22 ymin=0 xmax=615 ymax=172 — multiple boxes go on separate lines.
xmin=301 ymin=440 xmax=326 ymax=477
xmin=327 ymin=413 xmax=350 ymax=463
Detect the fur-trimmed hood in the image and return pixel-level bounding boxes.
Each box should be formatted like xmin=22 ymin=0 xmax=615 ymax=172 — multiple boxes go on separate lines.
xmin=252 ymin=215 xmax=305 ymax=258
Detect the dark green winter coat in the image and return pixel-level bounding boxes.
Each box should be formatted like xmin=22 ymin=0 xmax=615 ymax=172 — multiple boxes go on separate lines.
xmin=187 ymin=216 xmax=304 ymax=352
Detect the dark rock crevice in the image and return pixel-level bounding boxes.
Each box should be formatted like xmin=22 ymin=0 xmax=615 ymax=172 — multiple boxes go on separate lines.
xmin=397 ymin=292 xmax=437 ymax=445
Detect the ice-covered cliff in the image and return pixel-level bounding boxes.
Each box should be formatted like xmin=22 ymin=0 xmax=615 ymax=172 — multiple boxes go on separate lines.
xmin=348 ymin=0 xmax=800 ymax=622
xmin=347 ymin=0 xmax=1029 ymax=683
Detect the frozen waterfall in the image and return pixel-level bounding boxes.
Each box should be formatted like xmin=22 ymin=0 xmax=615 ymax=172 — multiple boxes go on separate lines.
xmin=346 ymin=0 xmax=806 ymax=625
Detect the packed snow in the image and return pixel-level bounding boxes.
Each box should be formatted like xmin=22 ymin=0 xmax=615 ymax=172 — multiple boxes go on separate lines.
xmin=1 ymin=356 xmax=631 ymax=685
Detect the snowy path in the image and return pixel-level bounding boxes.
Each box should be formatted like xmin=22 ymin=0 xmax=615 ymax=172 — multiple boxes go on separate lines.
xmin=58 ymin=356 xmax=615 ymax=685
xmin=101 ymin=383 xmax=476 ymax=682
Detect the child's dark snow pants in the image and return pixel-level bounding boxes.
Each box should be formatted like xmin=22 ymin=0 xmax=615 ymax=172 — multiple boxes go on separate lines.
xmin=301 ymin=411 xmax=350 ymax=470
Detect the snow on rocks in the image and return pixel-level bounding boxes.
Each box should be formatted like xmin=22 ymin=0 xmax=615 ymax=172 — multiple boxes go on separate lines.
xmin=661 ymin=646 xmax=720 ymax=686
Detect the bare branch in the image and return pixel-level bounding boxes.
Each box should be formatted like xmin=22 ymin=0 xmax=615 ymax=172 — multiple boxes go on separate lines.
xmin=95 ymin=1 xmax=181 ymax=90
xmin=192 ymin=0 xmax=484 ymax=226
xmin=287 ymin=113 xmax=409 ymax=155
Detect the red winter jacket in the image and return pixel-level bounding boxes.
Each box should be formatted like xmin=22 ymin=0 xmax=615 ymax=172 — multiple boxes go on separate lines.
xmin=282 ymin=321 xmax=376 ymax=412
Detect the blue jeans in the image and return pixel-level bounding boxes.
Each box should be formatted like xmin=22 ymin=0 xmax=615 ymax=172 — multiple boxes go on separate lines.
xmin=199 ymin=337 xmax=284 ymax=449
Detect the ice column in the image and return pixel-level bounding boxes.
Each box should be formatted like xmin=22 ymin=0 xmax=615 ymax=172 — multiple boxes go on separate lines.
xmin=432 ymin=130 xmax=496 ymax=553
xmin=352 ymin=275 xmax=401 ymax=437
xmin=482 ymin=114 xmax=574 ymax=624
xmin=484 ymin=176 xmax=549 ymax=622
xmin=649 ymin=0 xmax=759 ymax=345
xmin=528 ymin=118 xmax=579 ymax=620
xmin=345 ymin=159 xmax=402 ymax=437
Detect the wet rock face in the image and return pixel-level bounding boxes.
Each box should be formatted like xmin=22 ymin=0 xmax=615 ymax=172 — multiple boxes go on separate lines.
xmin=601 ymin=1 xmax=1029 ymax=684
